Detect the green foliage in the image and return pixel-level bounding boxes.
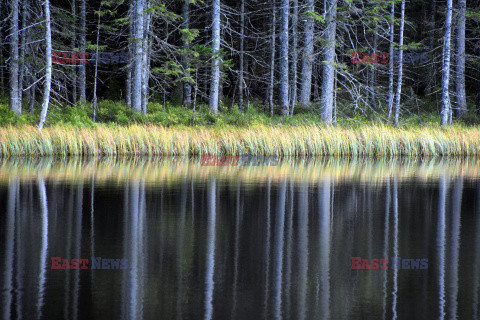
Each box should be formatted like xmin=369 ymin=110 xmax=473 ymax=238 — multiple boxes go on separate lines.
xmin=303 ymin=10 xmax=325 ymax=23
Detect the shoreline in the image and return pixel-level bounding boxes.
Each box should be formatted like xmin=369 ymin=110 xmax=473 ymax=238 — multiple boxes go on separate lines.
xmin=0 ymin=124 xmax=479 ymax=157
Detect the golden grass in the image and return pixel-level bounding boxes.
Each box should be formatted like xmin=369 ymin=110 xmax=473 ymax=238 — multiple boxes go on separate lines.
xmin=0 ymin=124 xmax=479 ymax=157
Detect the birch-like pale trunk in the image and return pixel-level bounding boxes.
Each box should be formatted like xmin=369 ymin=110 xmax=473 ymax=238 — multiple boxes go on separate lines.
xmin=71 ymin=0 xmax=77 ymax=104
xmin=440 ymin=0 xmax=453 ymax=125
xmin=79 ymin=0 xmax=87 ymax=102
xmin=320 ymin=0 xmax=337 ymax=124
xmin=19 ymin=0 xmax=28 ymax=107
xmin=268 ymin=0 xmax=276 ymax=116
xmin=290 ymin=0 xmax=298 ymax=114
xmin=387 ymin=3 xmax=395 ymax=121
xmin=182 ymin=0 xmax=192 ymax=108
xmin=454 ymin=0 xmax=466 ymax=118
xmin=393 ymin=0 xmax=405 ymax=126
xmin=141 ymin=1 xmax=151 ymax=115
xmin=278 ymin=0 xmax=289 ymax=115
xmin=299 ymin=0 xmax=314 ymax=107
xmin=208 ymin=0 xmax=221 ymax=114
xmin=238 ymin=0 xmax=245 ymax=112
xmin=92 ymin=4 xmax=102 ymax=121
xmin=38 ymin=0 xmax=53 ymax=129
xmin=132 ymin=0 xmax=144 ymax=112
xmin=9 ymin=0 xmax=21 ymax=114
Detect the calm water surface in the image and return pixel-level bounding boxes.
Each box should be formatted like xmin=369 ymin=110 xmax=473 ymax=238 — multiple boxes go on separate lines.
xmin=0 ymin=157 xmax=479 ymax=319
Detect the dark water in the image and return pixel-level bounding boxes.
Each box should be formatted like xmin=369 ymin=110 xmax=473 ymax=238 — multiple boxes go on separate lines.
xmin=1 ymin=157 xmax=480 ymax=319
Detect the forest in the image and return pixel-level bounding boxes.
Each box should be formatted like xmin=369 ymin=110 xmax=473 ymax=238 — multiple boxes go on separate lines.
xmin=0 ymin=0 xmax=480 ymax=132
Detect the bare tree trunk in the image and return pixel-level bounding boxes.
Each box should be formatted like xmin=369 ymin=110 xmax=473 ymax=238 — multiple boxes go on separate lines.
xmin=320 ymin=0 xmax=337 ymax=124
xmin=126 ymin=2 xmax=133 ymax=108
xmin=477 ymin=62 xmax=480 ymax=115
xmin=454 ymin=0 xmax=466 ymax=118
xmin=290 ymin=0 xmax=298 ymax=114
xmin=18 ymin=0 xmax=28 ymax=108
xmin=92 ymin=4 xmax=102 ymax=122
xmin=141 ymin=1 xmax=151 ymax=115
xmin=299 ymin=0 xmax=314 ymax=107
xmin=387 ymin=2 xmax=395 ymax=121
xmin=440 ymin=0 xmax=453 ymax=126
xmin=426 ymin=0 xmax=436 ymax=93
xmin=79 ymin=0 xmax=87 ymax=102
xmin=9 ymin=0 xmax=21 ymax=114
xmin=394 ymin=0 xmax=405 ymax=126
xmin=367 ymin=31 xmax=377 ymax=110
xmin=209 ymin=0 xmax=221 ymax=114
xmin=268 ymin=0 xmax=276 ymax=116
xmin=39 ymin=0 xmax=52 ymax=129
xmin=278 ymin=0 xmax=289 ymax=115
xmin=71 ymin=0 xmax=77 ymax=104
xmin=238 ymin=0 xmax=245 ymax=112
xmin=181 ymin=0 xmax=192 ymax=108
xmin=132 ymin=0 xmax=144 ymax=112
xmin=0 ymin=0 xmax=4 ymax=95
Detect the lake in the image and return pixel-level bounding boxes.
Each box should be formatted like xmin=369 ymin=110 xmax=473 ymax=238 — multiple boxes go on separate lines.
xmin=1 ymin=157 xmax=479 ymax=319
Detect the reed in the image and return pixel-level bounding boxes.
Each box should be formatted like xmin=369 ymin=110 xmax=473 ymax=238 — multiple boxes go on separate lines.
xmin=0 ymin=124 xmax=479 ymax=157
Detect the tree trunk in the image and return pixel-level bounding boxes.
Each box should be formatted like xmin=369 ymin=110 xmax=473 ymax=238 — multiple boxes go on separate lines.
xmin=181 ymin=0 xmax=192 ymax=108
xmin=9 ymin=0 xmax=21 ymax=115
xmin=209 ymin=0 xmax=221 ymax=114
xmin=0 ymin=0 xmax=4 ymax=95
xmin=299 ymin=0 xmax=314 ymax=107
xmin=454 ymin=0 xmax=466 ymax=118
xmin=141 ymin=0 xmax=151 ymax=114
xmin=394 ymin=0 xmax=405 ymax=126
xmin=278 ymin=0 xmax=289 ymax=115
xmin=39 ymin=0 xmax=52 ymax=129
xmin=290 ymin=0 xmax=298 ymax=114
xmin=426 ymin=0 xmax=436 ymax=93
xmin=367 ymin=31 xmax=377 ymax=110
xmin=79 ymin=0 xmax=87 ymax=102
xmin=268 ymin=0 xmax=276 ymax=116
xmin=71 ymin=0 xmax=77 ymax=104
xmin=19 ymin=0 xmax=28 ymax=108
xmin=320 ymin=0 xmax=337 ymax=124
xmin=477 ymin=62 xmax=480 ymax=115
xmin=126 ymin=1 xmax=134 ymax=108
xmin=92 ymin=4 xmax=102 ymax=122
xmin=387 ymin=2 xmax=395 ymax=121
xmin=238 ymin=0 xmax=245 ymax=112
xmin=440 ymin=0 xmax=453 ymax=126
xmin=132 ymin=0 xmax=144 ymax=112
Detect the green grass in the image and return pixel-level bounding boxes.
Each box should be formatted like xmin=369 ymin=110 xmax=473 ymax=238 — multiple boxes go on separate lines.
xmin=0 ymin=99 xmax=479 ymax=157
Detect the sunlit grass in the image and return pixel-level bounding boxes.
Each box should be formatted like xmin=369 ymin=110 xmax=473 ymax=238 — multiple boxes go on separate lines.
xmin=0 ymin=124 xmax=479 ymax=157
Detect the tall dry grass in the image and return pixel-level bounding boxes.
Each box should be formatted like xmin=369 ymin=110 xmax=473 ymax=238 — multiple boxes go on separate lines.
xmin=0 ymin=124 xmax=479 ymax=157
